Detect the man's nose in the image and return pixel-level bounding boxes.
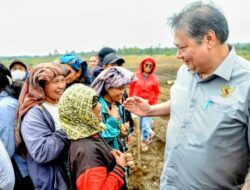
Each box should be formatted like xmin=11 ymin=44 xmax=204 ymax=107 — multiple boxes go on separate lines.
xmin=176 ymin=50 xmax=182 ymax=59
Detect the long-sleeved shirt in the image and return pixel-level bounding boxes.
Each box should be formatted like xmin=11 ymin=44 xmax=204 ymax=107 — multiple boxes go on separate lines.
xmin=69 ymin=134 xmax=125 ymax=190
xmin=21 ymin=105 xmax=69 ymax=190
xmin=0 ymin=140 xmax=15 ymax=190
xmin=0 ymin=91 xmax=18 ymax=157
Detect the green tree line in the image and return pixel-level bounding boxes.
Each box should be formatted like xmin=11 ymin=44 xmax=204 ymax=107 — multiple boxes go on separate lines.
xmin=1 ymin=43 xmax=249 ymax=66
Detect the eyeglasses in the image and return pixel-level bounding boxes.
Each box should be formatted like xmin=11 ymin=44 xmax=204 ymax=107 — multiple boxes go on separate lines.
xmin=144 ymin=63 xmax=153 ymax=68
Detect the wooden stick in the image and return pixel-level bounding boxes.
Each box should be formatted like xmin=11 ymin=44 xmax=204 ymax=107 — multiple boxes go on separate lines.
xmin=133 ymin=115 xmax=141 ymax=166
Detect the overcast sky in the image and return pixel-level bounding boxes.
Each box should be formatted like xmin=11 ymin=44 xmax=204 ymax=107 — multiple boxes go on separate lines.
xmin=0 ymin=0 xmax=249 ymax=56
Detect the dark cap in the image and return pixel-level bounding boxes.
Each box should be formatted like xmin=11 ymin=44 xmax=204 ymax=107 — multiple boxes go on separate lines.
xmin=98 ymin=47 xmax=116 ymax=62
xmin=102 ymin=53 xmax=125 ymax=66
xmin=9 ymin=60 xmax=27 ymax=71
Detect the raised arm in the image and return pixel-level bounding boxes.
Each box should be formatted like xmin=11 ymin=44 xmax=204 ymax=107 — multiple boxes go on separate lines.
xmin=123 ymin=96 xmax=170 ymax=117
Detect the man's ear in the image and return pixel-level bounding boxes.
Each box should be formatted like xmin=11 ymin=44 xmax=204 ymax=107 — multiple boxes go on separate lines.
xmin=203 ymin=30 xmax=216 ymax=49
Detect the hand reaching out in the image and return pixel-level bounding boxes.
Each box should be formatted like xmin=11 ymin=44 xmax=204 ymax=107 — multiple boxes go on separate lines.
xmin=123 ymin=96 xmax=150 ymax=117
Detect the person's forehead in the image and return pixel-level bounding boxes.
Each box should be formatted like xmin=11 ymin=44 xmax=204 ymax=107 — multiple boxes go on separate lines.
xmin=52 ymin=75 xmax=64 ymax=80
xmin=45 ymin=75 xmax=65 ymax=85
xmin=174 ymin=29 xmax=191 ymax=46
xmin=89 ymin=56 xmax=98 ymax=61
xmin=62 ymin=63 xmax=75 ymax=71
xmin=12 ymin=63 xmax=25 ymax=69
xmin=144 ymin=62 xmax=153 ymax=65
xmin=110 ymin=85 xmax=127 ymax=90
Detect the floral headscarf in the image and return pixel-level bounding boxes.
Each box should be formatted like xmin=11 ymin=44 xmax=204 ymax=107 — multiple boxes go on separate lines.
xmin=90 ymin=66 xmax=137 ymax=95
xmin=58 ymin=83 xmax=106 ymax=140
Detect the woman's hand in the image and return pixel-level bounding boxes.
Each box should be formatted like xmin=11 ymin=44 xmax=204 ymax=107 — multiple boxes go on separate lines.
xmin=120 ymin=122 xmax=129 ymax=137
xmin=125 ymin=152 xmax=135 ymax=168
xmin=111 ymin=149 xmax=126 ymax=168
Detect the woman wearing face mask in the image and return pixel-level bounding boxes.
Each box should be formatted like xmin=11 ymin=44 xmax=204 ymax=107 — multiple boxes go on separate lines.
xmin=9 ymin=60 xmax=29 ymax=99
xmin=9 ymin=60 xmax=29 ymax=82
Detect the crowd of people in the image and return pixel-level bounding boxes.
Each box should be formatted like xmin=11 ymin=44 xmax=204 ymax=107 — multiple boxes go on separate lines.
xmin=1 ymin=1 xmax=250 ymax=190
xmin=0 ymin=46 xmax=155 ymax=190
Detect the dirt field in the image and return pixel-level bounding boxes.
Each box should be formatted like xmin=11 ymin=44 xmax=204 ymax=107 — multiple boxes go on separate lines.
xmin=123 ymin=55 xmax=181 ymax=190
xmin=127 ymin=116 xmax=168 ymax=190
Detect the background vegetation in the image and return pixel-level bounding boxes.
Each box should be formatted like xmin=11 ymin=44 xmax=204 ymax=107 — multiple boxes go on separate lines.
xmin=1 ymin=43 xmax=249 ymax=67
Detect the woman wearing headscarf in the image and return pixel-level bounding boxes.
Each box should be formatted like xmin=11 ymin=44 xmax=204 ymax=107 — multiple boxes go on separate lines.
xmin=91 ymin=67 xmax=137 ymax=152
xmin=17 ymin=63 xmax=70 ymax=190
xmin=59 ymin=83 xmax=134 ymax=190
xmin=60 ymin=54 xmax=92 ymax=86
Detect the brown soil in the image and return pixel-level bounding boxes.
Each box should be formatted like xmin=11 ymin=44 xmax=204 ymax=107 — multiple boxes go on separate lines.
xmin=127 ymin=116 xmax=168 ymax=190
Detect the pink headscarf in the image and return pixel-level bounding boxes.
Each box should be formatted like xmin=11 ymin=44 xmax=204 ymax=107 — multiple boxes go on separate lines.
xmin=17 ymin=62 xmax=69 ymax=121
xmin=15 ymin=62 xmax=68 ymax=148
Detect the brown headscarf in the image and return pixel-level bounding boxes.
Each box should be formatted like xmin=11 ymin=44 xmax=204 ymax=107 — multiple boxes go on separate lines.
xmin=17 ymin=62 xmax=69 ymax=121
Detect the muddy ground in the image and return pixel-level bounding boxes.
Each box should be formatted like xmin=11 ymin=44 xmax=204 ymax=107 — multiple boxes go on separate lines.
xmin=124 ymin=56 xmax=180 ymax=190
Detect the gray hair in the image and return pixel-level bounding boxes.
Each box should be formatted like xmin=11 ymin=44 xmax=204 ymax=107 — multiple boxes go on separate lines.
xmin=168 ymin=1 xmax=229 ymax=44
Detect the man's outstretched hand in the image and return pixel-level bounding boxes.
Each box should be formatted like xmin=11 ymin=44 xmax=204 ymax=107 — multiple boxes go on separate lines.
xmin=123 ymin=96 xmax=150 ymax=117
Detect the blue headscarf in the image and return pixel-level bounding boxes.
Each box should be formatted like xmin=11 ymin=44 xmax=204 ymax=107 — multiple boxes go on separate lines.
xmin=60 ymin=54 xmax=92 ymax=85
xmin=60 ymin=54 xmax=85 ymax=71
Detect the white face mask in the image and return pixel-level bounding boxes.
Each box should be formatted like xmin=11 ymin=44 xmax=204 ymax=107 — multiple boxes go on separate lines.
xmin=11 ymin=70 xmax=26 ymax=81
